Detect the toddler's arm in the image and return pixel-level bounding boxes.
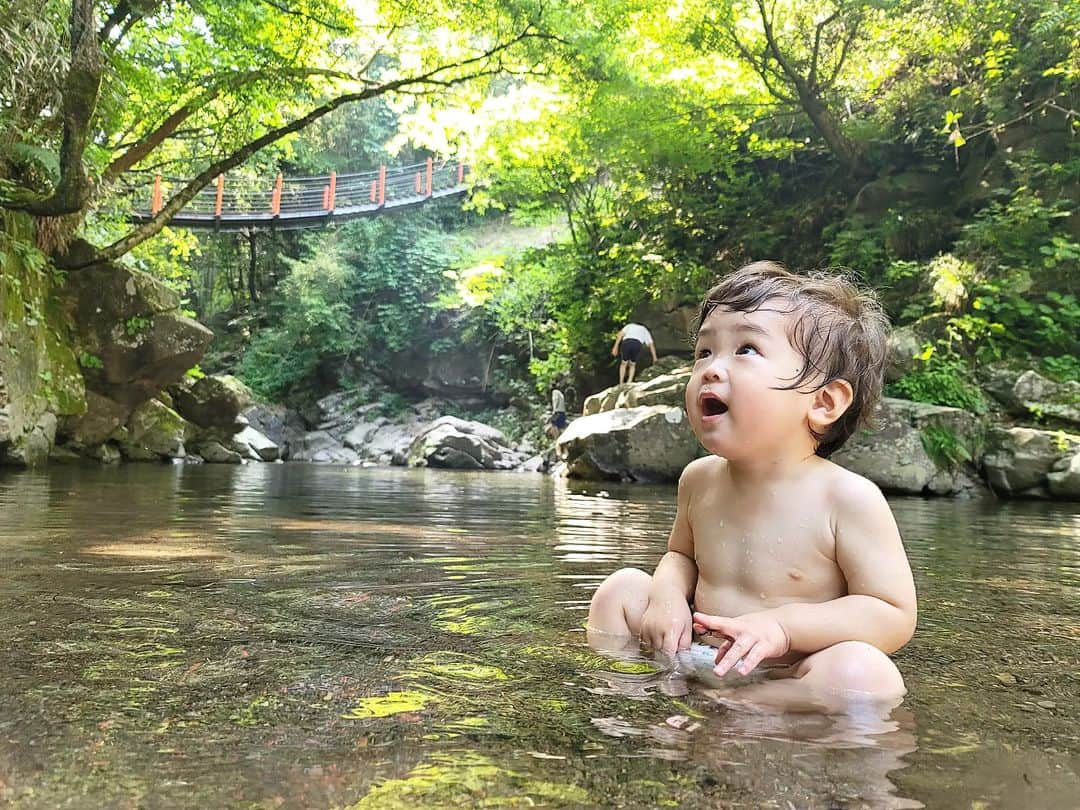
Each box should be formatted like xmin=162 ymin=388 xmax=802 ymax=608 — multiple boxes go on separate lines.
xmin=641 ymin=465 xmax=699 ymax=654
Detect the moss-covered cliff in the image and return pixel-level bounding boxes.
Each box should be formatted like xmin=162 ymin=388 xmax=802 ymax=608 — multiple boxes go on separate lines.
xmin=0 ymin=212 xmax=85 ymax=465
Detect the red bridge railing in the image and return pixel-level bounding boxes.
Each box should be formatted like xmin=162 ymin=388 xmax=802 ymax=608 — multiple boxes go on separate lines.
xmin=129 ymin=159 xmax=470 ymax=231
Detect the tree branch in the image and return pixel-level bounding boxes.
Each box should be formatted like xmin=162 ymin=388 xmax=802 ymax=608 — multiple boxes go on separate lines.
xmin=809 ymin=11 xmax=840 ymax=91
xmin=82 ymin=25 xmax=543 ymax=265
xmin=104 ymin=67 xmax=352 ymax=182
xmin=256 ymin=0 xmax=351 ymax=33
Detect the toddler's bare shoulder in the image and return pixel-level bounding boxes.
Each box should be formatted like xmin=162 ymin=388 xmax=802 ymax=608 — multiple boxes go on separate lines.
xmin=680 ymin=455 xmax=726 ymax=488
xmin=822 ymin=461 xmax=888 ymax=512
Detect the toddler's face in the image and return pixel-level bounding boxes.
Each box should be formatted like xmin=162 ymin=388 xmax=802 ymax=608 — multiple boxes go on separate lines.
xmin=686 ymin=304 xmax=814 ymax=460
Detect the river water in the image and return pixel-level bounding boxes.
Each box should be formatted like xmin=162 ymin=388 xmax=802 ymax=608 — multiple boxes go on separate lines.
xmin=0 ymin=463 xmax=1077 ymax=808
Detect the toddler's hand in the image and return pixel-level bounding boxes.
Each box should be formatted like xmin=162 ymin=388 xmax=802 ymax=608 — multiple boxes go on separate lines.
xmin=692 ymin=610 xmax=790 ymax=677
xmin=641 ymin=599 xmax=693 ymax=656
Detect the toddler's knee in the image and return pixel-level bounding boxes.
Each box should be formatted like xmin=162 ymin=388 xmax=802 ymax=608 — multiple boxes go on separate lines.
xmin=591 ymin=568 xmax=651 ymax=607
xmin=814 ymin=641 xmax=905 ymax=698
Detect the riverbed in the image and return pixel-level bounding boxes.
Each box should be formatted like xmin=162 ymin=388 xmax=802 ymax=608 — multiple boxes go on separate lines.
xmin=0 ymin=464 xmax=1077 ymax=807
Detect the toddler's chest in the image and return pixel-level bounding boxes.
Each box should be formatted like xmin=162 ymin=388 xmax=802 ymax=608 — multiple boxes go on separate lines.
xmin=690 ymin=507 xmax=838 ymax=593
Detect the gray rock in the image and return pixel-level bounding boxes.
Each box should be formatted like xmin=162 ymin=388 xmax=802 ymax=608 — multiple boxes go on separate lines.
xmin=231 ymin=425 xmax=280 ymax=461
xmin=982 ymin=427 xmax=1080 ymax=496
xmin=556 ymin=405 xmax=700 ymax=483
xmin=407 ymin=416 xmax=519 ymax=470
xmin=173 ymin=374 xmax=253 ymax=431
xmin=343 ymin=418 xmax=387 ymax=450
xmin=62 ymin=259 xmax=213 ymax=409
xmin=1011 ymin=371 xmax=1080 ymax=427
xmin=118 ymin=399 xmax=193 ymax=461
xmin=62 ymin=391 xmax=129 ymax=446
xmin=518 ymin=454 xmax=548 ymax=473
xmin=290 ymin=430 xmax=344 ymax=461
xmin=193 ymin=440 xmax=242 ymax=464
xmin=1047 ymin=453 xmax=1080 ymax=500
xmin=831 ymin=398 xmax=982 ymax=496
xmin=885 ymin=327 xmax=923 ymax=383
xmin=241 ymin=403 xmax=305 ymax=458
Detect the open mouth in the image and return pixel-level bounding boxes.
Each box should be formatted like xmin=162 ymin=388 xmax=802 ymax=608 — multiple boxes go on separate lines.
xmin=700 ymin=393 xmax=728 ymax=417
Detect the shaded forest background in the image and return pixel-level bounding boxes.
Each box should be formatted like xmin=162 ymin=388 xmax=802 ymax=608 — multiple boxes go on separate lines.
xmin=2 ymin=0 xmax=1077 ymax=433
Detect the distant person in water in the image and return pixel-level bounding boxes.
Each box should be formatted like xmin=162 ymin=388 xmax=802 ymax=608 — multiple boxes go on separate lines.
xmin=547 ymin=386 xmax=567 ymax=439
xmin=611 ymin=322 xmax=657 ymax=384
xmin=588 ymin=261 xmax=917 ymax=715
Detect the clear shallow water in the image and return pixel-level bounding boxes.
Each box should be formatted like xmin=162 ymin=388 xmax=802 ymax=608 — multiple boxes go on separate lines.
xmin=0 ymin=463 xmax=1076 ymax=808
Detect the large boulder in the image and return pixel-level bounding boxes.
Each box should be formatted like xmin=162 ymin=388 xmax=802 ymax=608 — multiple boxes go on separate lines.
xmin=627 ymin=299 xmax=698 ymax=357
xmin=1047 ymin=453 xmax=1080 ymax=500
xmin=0 ymin=215 xmax=86 ymax=466
xmin=982 ymin=427 xmax=1080 ymax=497
xmin=241 ymin=403 xmax=306 ymax=459
xmin=118 ymin=398 xmax=194 ymax=461
xmin=407 ymin=416 xmax=523 ymax=470
xmin=61 ymin=390 xmax=129 ymax=447
xmin=231 ymin=425 xmax=280 ymax=462
xmin=831 ymin=398 xmax=983 ymax=496
xmin=173 ymin=374 xmax=253 ymax=431
xmin=556 ymin=405 xmax=700 ymax=482
xmin=1011 ymin=371 xmax=1080 ymax=428
xmin=60 ymin=251 xmax=212 ymax=410
xmin=289 ymin=430 xmax=358 ymax=463
xmin=583 ymin=368 xmax=691 ymax=416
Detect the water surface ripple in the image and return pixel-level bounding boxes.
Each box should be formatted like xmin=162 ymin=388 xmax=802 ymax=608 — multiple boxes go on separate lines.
xmin=0 ymin=464 xmax=1077 ymax=808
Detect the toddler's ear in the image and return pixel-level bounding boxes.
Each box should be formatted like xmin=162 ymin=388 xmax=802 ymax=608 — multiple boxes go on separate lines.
xmin=808 ymin=379 xmax=853 ymax=431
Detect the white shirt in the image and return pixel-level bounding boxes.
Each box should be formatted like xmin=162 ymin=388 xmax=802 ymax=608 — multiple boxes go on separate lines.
xmin=620 ymin=323 xmax=654 ymax=345
xmin=551 ymin=389 xmax=565 ymax=413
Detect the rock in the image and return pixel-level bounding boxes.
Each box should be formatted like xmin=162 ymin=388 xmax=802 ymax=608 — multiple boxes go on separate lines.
xmin=1011 ymin=371 xmax=1080 ymax=428
xmin=619 ymin=369 xmax=691 ymax=409
xmin=982 ymin=427 xmax=1080 ymax=496
xmin=192 ymin=440 xmax=242 ymax=463
xmin=556 ymin=405 xmax=700 ymax=482
xmin=627 ymin=299 xmax=698 ymax=357
xmin=61 ymin=391 xmax=129 ymax=447
xmin=636 ymin=355 xmax=690 ymax=382
xmin=518 ymin=454 xmax=548 ymax=473
xmin=241 ymin=403 xmax=305 ymax=458
xmin=343 ymin=418 xmax=387 ymax=450
xmin=119 ymin=399 xmax=193 ymax=461
xmin=173 ymin=374 xmax=253 ymax=431
xmin=2 ymin=413 xmax=55 ymax=467
xmin=290 ymin=430 xmax=345 ymax=461
xmin=231 ymin=425 xmax=280 ymax=461
xmin=583 ymin=387 xmax=624 ymax=416
xmin=64 ymin=270 xmax=213 ymax=410
xmin=583 ymin=370 xmax=692 ymax=416
xmin=831 ymin=398 xmax=982 ymax=496
xmin=407 ymin=416 xmax=522 ymax=470
xmin=87 ymin=443 xmax=122 ymax=464
xmin=1047 ymin=453 xmax=1080 ymax=500
xmin=884 ymin=327 xmax=923 ymax=383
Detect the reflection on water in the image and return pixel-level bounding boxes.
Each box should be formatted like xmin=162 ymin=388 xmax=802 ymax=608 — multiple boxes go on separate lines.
xmin=0 ymin=464 xmax=1077 ymax=808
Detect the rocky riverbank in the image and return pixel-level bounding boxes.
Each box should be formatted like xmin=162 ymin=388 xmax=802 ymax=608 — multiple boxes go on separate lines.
xmin=556 ymin=358 xmax=1080 ymax=501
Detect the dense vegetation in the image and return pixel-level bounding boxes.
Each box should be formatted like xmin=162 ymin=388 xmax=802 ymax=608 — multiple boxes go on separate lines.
xmin=2 ymin=0 xmax=1077 ymax=416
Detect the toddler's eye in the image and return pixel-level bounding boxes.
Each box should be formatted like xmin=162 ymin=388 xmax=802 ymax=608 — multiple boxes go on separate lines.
xmin=695 ymin=347 xmax=711 ymax=360
xmin=735 ymin=343 xmax=760 ymax=356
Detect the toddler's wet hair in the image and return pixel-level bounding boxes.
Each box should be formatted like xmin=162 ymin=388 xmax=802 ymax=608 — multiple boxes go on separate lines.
xmin=695 ymin=260 xmax=889 ymax=458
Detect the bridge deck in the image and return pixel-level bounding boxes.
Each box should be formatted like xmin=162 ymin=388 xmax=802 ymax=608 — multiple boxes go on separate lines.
xmin=130 ymin=186 xmax=467 ymax=231
xmin=127 ymin=160 xmax=469 ymax=231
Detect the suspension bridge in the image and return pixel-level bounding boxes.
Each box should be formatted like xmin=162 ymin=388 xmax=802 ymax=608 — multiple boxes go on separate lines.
xmin=130 ymin=159 xmax=469 ymax=231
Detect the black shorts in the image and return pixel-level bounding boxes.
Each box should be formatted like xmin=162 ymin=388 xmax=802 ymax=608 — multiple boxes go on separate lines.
xmin=549 ymin=411 xmax=567 ymax=429
xmin=619 ymin=338 xmax=643 ymax=362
